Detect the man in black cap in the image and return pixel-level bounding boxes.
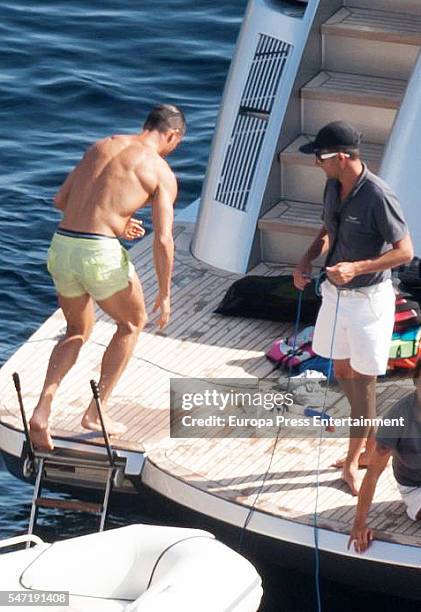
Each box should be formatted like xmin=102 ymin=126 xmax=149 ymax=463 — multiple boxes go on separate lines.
xmin=293 ymin=121 xmax=413 ymax=495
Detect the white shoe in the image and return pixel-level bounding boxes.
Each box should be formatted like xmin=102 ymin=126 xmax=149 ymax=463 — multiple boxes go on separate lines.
xmin=278 ymin=369 xmax=326 ymax=388
xmin=291 ymin=370 xmax=326 ymax=381
xmin=278 ymin=370 xmax=327 ymax=406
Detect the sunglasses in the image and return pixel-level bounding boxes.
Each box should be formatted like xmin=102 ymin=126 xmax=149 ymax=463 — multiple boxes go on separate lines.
xmin=315 ymin=151 xmax=351 ymax=162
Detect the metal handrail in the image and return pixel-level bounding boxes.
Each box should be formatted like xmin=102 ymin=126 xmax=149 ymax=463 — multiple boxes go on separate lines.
xmin=11 ymin=373 xmax=120 ymax=536
xmin=0 ymin=534 xmax=44 ymax=550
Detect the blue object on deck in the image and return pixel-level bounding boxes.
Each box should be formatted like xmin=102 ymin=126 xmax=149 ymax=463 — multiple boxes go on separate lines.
xmin=304 ymin=407 xmax=329 ymax=423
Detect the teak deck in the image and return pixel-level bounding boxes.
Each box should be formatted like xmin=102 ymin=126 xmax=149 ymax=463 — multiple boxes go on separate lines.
xmin=0 ymin=223 xmax=419 ymax=548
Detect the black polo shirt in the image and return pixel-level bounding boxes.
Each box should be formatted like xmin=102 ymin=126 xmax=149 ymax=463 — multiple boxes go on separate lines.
xmin=322 ymin=165 xmax=409 ymax=288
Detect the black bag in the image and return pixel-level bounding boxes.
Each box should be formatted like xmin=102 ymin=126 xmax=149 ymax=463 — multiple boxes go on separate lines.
xmin=214 ymin=275 xmax=321 ymax=323
xmin=396 ymin=257 xmax=421 ymax=300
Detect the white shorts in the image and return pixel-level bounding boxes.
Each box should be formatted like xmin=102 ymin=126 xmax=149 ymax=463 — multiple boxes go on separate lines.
xmin=398 ymin=483 xmax=421 ymax=521
xmin=312 ymin=279 xmax=395 ymax=376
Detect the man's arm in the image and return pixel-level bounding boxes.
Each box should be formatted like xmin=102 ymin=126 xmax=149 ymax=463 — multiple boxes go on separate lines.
xmin=353 ymin=234 xmax=414 ymax=275
xmin=293 ymin=225 xmax=330 ymax=290
xmin=348 ymin=444 xmax=392 ymax=553
xmin=326 ymin=234 xmax=413 ymax=286
xmin=151 ymin=168 xmax=177 ymax=328
xmin=54 ymin=168 xmax=76 ymax=211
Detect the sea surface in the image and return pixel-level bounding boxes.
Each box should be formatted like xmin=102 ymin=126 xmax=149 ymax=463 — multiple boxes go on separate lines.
xmin=0 ymin=2 xmax=419 ymax=611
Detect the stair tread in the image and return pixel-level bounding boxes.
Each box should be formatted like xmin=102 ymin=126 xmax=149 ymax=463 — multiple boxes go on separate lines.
xmin=35 ymin=497 xmax=102 ymax=513
xmin=259 ymin=201 xmax=323 ymax=235
xmin=323 ymin=7 xmax=421 ymax=46
xmin=301 ymin=71 xmax=406 ymax=109
xmin=281 ymin=135 xmax=383 ymax=171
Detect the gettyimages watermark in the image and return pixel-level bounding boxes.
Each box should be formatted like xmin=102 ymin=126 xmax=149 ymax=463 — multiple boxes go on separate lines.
xmin=170 ymin=377 xmax=407 ymax=439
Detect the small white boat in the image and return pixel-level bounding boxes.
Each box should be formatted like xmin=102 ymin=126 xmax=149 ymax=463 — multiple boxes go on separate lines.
xmin=0 ymin=525 xmax=263 ymax=612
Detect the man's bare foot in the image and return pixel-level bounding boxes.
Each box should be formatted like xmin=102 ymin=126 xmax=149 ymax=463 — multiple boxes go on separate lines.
xmin=29 ymin=420 xmax=54 ymax=451
xmin=341 ymin=464 xmax=360 ymax=496
xmin=81 ymin=413 xmax=127 ymax=436
xmin=332 ymin=452 xmax=370 ymax=469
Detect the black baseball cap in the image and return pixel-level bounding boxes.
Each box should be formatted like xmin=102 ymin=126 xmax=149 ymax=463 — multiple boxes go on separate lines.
xmin=299 ymin=121 xmax=361 ymax=154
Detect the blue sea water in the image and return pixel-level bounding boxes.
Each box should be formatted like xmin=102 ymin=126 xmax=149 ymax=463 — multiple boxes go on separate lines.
xmin=0 ymin=2 xmax=419 ymax=610
xmin=0 ymin=0 xmax=245 ymax=365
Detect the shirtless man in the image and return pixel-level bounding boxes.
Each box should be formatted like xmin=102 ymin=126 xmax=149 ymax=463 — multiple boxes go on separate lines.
xmin=29 ymin=104 xmax=185 ymax=450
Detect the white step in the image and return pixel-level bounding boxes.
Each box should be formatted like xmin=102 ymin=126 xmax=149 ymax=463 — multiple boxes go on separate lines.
xmin=323 ymin=8 xmax=421 ymax=79
xmin=301 ymin=71 xmax=406 ymax=144
xmin=280 ymin=136 xmax=383 ymax=203
xmin=258 ymin=201 xmax=324 ymax=265
xmin=345 ymin=0 xmax=421 ymax=16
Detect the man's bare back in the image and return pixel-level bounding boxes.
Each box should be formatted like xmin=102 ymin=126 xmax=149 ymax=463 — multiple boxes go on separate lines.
xmin=58 ymin=135 xmax=176 ymax=237
xmin=29 ymin=104 xmax=185 ymax=451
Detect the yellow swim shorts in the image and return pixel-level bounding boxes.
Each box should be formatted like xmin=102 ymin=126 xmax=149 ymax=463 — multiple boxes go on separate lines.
xmin=47 ymin=230 xmax=135 ymax=301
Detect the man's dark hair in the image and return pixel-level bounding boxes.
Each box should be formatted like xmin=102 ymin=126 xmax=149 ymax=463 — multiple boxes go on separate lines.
xmin=144 ymin=104 xmax=186 ymax=135
xmin=348 ymin=149 xmax=360 ymax=160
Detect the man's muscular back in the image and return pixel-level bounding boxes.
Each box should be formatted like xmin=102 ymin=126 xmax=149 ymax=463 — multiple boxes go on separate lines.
xmin=57 ymin=135 xmax=174 ymax=237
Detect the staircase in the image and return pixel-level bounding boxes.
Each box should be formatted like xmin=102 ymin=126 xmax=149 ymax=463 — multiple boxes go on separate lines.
xmin=258 ymin=1 xmax=421 ymax=265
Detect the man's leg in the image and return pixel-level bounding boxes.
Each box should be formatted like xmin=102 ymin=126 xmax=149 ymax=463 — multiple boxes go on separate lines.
xmin=334 ymin=359 xmax=376 ymax=495
xmin=332 ymin=359 xmax=373 ymax=470
xmin=30 ymin=293 xmax=95 ymax=450
xmin=81 ymin=273 xmax=147 ymax=434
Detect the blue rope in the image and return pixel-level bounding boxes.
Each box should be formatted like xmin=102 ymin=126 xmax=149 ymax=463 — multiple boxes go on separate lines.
xmin=286 ymin=289 xmax=304 ymax=391
xmin=315 ymin=270 xmax=326 ymax=298
xmin=313 ymin=288 xmax=341 ymax=612
xmin=238 ymin=289 xmax=304 ymax=552
xmin=238 ymin=275 xmax=342 ymax=612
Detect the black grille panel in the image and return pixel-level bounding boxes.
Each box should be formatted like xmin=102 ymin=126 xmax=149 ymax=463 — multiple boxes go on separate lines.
xmin=216 ymin=35 xmax=292 ymax=212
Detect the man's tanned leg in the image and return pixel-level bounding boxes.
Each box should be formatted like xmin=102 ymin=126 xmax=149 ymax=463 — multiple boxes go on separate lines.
xmin=332 ymin=359 xmax=373 ymax=470
xmin=30 ymin=294 xmax=95 ymax=450
xmin=334 ymin=359 xmax=377 ymax=495
xmin=81 ymin=274 xmax=147 ymax=434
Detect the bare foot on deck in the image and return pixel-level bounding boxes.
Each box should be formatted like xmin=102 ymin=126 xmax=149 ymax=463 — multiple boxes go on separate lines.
xmin=332 ymin=452 xmax=370 ymax=469
xmin=29 ymin=420 xmax=54 ymax=451
xmin=341 ymin=464 xmax=360 ymax=496
xmin=81 ymin=413 xmax=127 ymax=436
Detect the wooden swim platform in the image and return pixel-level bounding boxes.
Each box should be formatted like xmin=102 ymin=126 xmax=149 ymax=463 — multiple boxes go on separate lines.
xmin=0 ymin=223 xmax=419 ymax=549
